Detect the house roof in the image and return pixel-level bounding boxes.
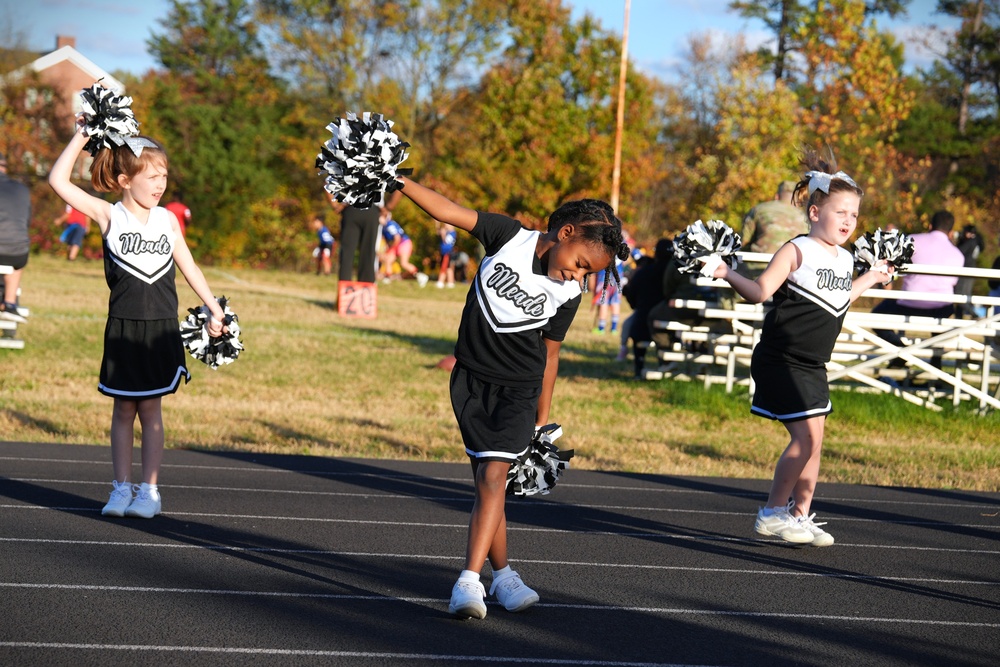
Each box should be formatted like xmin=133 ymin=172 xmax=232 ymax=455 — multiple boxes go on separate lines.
xmin=27 ymin=45 xmax=125 ymax=92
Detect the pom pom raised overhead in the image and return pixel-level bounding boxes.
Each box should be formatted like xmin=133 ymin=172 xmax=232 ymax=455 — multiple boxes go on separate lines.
xmin=78 ymin=82 xmax=141 ymax=157
xmin=316 ymin=112 xmax=412 ymax=209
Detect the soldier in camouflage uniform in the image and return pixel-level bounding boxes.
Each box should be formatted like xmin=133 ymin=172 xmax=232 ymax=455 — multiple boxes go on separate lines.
xmin=741 ymin=180 xmax=809 ymax=254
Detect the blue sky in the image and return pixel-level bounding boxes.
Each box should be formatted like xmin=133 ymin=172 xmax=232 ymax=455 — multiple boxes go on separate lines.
xmin=11 ymin=0 xmax=958 ymax=80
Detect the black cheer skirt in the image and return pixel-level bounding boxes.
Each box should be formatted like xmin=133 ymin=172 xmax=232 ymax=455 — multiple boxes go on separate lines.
xmin=750 ymin=345 xmax=832 ymax=423
xmin=99 ymin=317 xmax=190 ymax=399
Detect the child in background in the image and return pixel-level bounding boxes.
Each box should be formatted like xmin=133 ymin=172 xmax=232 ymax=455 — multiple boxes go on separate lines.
xmin=379 ymin=214 xmax=427 ymax=285
xmin=590 ymin=265 xmax=622 ymax=334
xmin=437 ymin=221 xmax=457 ymax=288
xmin=710 ymin=152 xmax=893 ymax=546
xmin=311 ymin=213 xmax=335 ymax=276
xmin=54 ymin=204 xmax=90 ymax=260
xmin=48 ymin=115 xmax=227 ymax=519
xmin=395 ymin=174 xmax=629 ymax=619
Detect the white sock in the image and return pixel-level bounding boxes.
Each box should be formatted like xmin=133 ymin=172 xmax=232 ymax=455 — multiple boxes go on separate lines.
xmin=491 ymin=565 xmax=512 ymax=578
xmin=458 ymin=569 xmax=480 ymax=583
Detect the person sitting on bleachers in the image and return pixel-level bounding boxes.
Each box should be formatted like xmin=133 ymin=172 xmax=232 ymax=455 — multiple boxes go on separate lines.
xmin=870 ymin=210 xmax=965 ymax=348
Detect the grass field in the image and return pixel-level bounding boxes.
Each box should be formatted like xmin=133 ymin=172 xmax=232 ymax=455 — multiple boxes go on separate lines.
xmin=3 ymin=253 xmax=999 ymax=491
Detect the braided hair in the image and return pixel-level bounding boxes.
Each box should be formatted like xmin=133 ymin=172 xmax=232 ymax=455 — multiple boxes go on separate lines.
xmin=547 ymin=199 xmax=631 ymax=296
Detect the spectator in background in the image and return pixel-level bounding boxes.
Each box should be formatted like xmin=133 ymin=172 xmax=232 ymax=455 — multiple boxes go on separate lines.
xmin=379 ymin=213 xmax=427 ymax=285
xmin=954 ymin=223 xmax=985 ymax=318
xmin=871 ymin=210 xmax=965 ymax=348
xmin=54 ymin=203 xmax=90 ymax=260
xmin=437 ymin=221 xmax=457 ymax=288
xmin=452 ymin=249 xmax=471 ymax=283
xmin=0 ymin=152 xmax=31 ymax=324
xmin=310 ymin=212 xmax=335 ymax=276
xmin=741 ymin=180 xmax=810 ymax=255
xmin=989 ymin=239 xmax=1000 ymax=342
xmin=164 ymin=195 xmax=191 ymax=238
xmin=621 ymin=238 xmax=672 ymax=377
xmin=333 ymin=190 xmax=401 ymax=284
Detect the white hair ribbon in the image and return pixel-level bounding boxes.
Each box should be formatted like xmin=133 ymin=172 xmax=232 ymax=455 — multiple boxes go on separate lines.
xmin=805 ymin=170 xmax=862 ymax=196
xmin=107 ymin=133 xmax=158 ymax=157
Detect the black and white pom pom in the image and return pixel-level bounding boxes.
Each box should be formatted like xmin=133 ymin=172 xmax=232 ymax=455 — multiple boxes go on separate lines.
xmin=672 ymin=219 xmax=742 ymax=276
xmin=315 ymin=112 xmax=413 ymax=209
xmin=506 ymin=424 xmax=574 ymax=496
xmin=853 ymin=228 xmax=914 ymax=277
xmin=179 ymin=296 xmax=243 ymax=369
xmin=79 ymin=82 xmax=140 ymax=157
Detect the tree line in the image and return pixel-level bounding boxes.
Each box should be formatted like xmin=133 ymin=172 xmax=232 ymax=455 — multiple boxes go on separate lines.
xmin=2 ymin=0 xmax=998 ymax=271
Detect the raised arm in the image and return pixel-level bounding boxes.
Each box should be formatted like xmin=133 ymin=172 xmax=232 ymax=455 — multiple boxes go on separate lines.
xmin=48 ymin=126 xmax=112 ymax=234
xmin=713 ymin=242 xmax=799 ymax=304
xmin=396 ymin=177 xmax=478 ymax=233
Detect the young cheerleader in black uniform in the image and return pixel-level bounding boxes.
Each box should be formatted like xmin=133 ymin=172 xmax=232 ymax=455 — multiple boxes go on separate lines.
xmin=49 ymin=115 xmax=227 ymax=519
xmin=396 ymin=175 xmax=629 ymax=618
xmin=710 ymin=153 xmax=893 ymax=546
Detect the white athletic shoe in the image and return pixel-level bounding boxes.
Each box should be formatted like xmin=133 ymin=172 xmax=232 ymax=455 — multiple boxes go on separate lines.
xmin=755 ymin=501 xmax=814 ymax=544
xmin=101 ymin=480 xmax=133 ymax=517
xmin=797 ymin=513 xmax=835 ymax=547
xmin=125 ymin=483 xmax=161 ymax=519
xmin=448 ymin=579 xmax=487 ymax=619
xmin=490 ymin=570 xmax=539 ymax=612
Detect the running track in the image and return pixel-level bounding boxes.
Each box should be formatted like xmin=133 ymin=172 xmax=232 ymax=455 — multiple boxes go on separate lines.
xmin=1 ymin=441 xmax=998 ymax=666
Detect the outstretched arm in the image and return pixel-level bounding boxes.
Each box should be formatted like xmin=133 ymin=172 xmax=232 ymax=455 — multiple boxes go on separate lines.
xmin=396 ymin=177 xmax=478 ymax=233
xmin=712 ymin=242 xmax=799 ymax=304
xmin=48 ymin=125 xmax=112 ymax=234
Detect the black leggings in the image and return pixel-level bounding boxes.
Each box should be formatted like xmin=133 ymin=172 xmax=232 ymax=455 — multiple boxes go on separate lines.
xmin=338 ymin=207 xmax=381 ymax=283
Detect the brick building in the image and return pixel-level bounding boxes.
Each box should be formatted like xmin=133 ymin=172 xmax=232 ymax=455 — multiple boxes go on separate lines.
xmin=4 ymin=36 xmax=125 ymax=177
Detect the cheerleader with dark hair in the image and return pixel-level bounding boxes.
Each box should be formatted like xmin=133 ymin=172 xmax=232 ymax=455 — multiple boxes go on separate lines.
xmin=396 ymin=175 xmax=629 ymax=619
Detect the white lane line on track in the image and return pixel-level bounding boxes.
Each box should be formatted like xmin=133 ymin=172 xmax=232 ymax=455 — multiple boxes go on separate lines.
xmin=1 ymin=505 xmax=999 ymax=548
xmin=0 ymin=587 xmax=997 ymax=628
xmin=0 ymin=643 xmax=707 ymax=667
xmin=2 ymin=539 xmax=999 ymax=578
xmin=3 ymin=460 xmax=998 ymax=507
xmin=5 ymin=480 xmax=1000 ymax=517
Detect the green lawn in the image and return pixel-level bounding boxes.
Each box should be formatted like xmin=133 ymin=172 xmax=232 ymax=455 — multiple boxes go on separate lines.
xmin=3 ymin=253 xmax=998 ymax=490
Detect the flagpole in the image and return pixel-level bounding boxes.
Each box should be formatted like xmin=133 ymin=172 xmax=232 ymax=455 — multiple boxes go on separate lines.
xmin=610 ymin=0 xmax=630 ymax=214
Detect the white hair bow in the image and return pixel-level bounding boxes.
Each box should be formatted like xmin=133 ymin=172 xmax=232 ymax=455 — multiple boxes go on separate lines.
xmin=106 ymin=133 xmax=159 ymax=157
xmin=805 ymin=170 xmax=862 ymax=196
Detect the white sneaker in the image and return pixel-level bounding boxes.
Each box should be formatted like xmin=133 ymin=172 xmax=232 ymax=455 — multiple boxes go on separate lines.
xmin=448 ymin=578 xmax=487 ymax=619
xmin=490 ymin=570 xmax=539 ymax=612
xmin=416 ymin=272 xmax=429 ymax=287
xmin=437 ymin=281 xmax=445 ymax=289
xmin=797 ymin=513 xmax=835 ymax=547
xmin=101 ymin=480 xmax=133 ymax=517
xmin=125 ymin=483 xmax=161 ymax=519
xmin=755 ymin=501 xmax=814 ymax=544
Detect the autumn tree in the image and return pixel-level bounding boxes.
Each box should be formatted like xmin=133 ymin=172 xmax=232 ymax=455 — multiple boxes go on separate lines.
xmin=0 ymin=23 xmax=75 ymax=249
xmin=795 ymin=0 xmax=916 ymax=227
xmin=433 ymin=0 xmax=665 ymax=235
xmin=144 ymin=0 xmax=291 ymax=261
xmin=730 ymin=0 xmax=910 ymax=82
